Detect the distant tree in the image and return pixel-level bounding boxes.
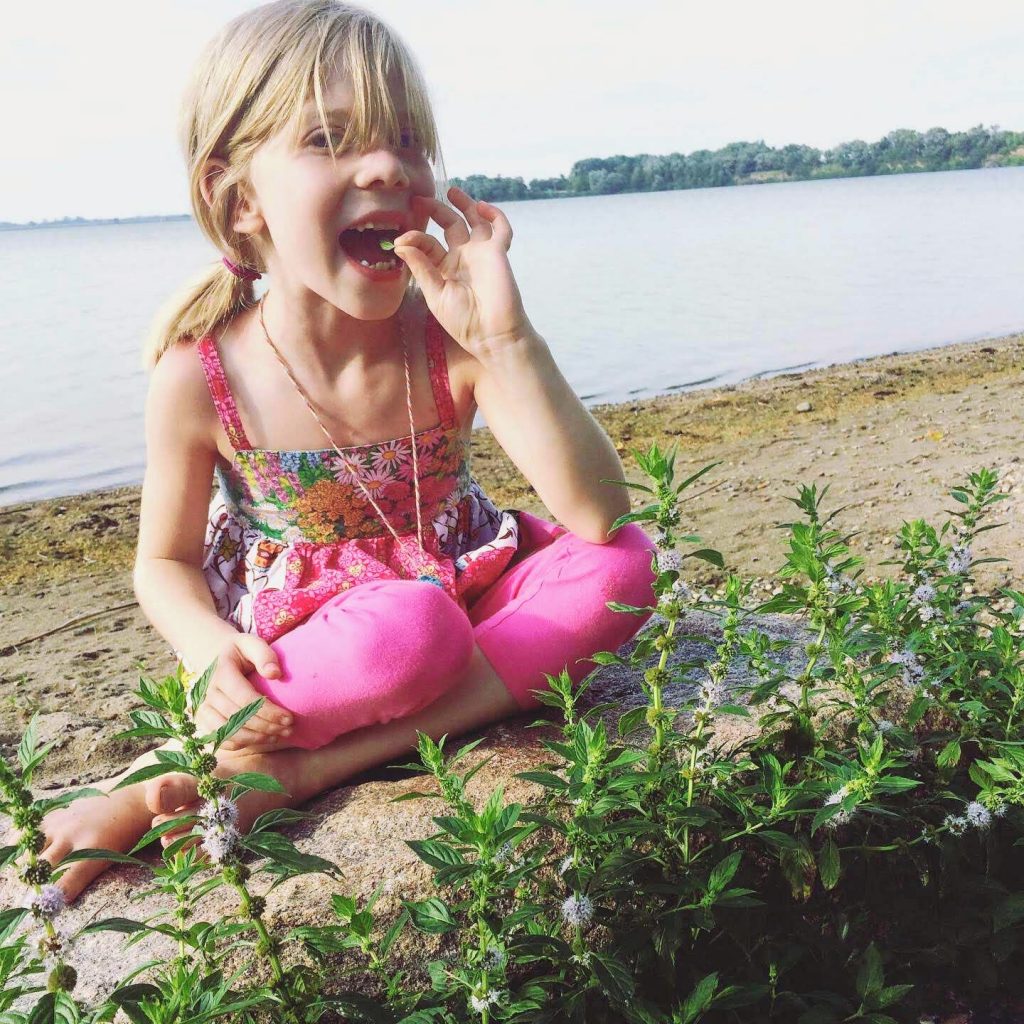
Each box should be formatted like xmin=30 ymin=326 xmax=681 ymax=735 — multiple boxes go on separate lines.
xmin=922 ymin=127 xmax=952 ymax=169
xmin=830 ymin=139 xmax=876 ymax=175
xmin=779 ymin=143 xmax=820 ymax=177
xmin=881 ymin=128 xmax=922 ymax=167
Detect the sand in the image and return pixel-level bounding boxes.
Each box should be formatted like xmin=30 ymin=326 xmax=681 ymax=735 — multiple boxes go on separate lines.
xmin=1 ymin=331 xmax=1021 ymax=789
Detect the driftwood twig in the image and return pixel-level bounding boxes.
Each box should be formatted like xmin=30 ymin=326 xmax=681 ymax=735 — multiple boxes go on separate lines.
xmin=2 ymin=601 xmax=138 ymax=655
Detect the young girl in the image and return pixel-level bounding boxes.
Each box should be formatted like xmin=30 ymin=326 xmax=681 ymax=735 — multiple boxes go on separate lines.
xmin=37 ymin=0 xmax=657 ymax=902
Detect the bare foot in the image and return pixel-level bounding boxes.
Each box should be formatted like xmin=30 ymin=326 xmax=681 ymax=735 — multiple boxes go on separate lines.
xmin=144 ymin=746 xmax=305 ymax=858
xmin=31 ymin=768 xmax=156 ymax=904
xmin=28 ymin=742 xmax=299 ymax=904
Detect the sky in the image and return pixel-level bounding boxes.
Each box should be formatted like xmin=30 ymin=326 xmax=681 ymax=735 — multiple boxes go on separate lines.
xmin=2 ymin=0 xmax=1023 ymax=223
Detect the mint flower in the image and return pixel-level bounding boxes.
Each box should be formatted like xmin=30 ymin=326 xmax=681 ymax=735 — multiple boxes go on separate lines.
xmin=23 ymin=883 xmax=66 ymax=921
xmin=469 ymin=988 xmax=505 ymax=1013
xmin=947 ymin=544 xmax=973 ymax=575
xmin=656 ymin=549 xmax=683 ymax=573
xmin=699 ymin=676 xmax=726 ymax=708
xmin=36 ymin=919 xmax=76 ymax=968
xmin=824 ymin=564 xmax=855 ymax=594
xmin=199 ymin=797 xmax=239 ymax=830
xmin=823 ymin=785 xmax=855 ymax=830
xmin=887 ymin=648 xmax=925 ymax=687
xmin=965 ymin=801 xmax=992 ymax=829
xmin=560 ymin=893 xmax=594 ymax=927
xmin=482 ymin=945 xmax=507 ymax=970
xmin=658 ymin=578 xmax=693 ymax=610
xmin=944 ymin=813 xmax=968 ymax=836
xmin=491 ymin=840 xmax=513 ymax=865
xmin=824 ymin=807 xmax=854 ymax=830
xmin=201 ymin=823 xmax=241 ymax=863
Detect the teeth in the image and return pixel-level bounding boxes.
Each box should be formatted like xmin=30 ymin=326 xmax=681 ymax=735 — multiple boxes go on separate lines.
xmin=351 ymin=221 xmax=399 ymax=232
xmin=358 ymin=258 xmax=399 ymax=271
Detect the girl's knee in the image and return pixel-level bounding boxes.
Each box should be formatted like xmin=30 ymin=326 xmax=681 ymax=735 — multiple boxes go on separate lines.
xmin=403 ymin=581 xmax=476 ymax=674
xmin=326 ymin=579 xmax=474 ymax=681
xmin=599 ymin=523 xmax=658 ymax=605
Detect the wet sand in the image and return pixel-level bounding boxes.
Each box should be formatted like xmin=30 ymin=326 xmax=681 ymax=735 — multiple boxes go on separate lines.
xmin=1 ymin=331 xmax=1021 ymax=787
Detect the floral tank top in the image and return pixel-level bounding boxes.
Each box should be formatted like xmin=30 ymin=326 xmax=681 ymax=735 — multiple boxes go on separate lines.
xmin=185 ymin=310 xmax=520 ymax=661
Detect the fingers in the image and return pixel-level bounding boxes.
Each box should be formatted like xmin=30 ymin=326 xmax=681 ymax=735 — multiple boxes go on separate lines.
xmin=411 ymin=191 xmax=470 ymax=247
xmin=446 ymin=185 xmax=490 ymax=234
xmin=406 ymin=187 xmax=510 ymax=254
xmin=196 ymin=693 xmax=292 ymax=745
xmin=219 ymin=666 xmax=292 ymax=731
xmin=410 ymin=186 xmax=489 ymax=247
xmin=475 ymin=198 xmax=512 ymax=250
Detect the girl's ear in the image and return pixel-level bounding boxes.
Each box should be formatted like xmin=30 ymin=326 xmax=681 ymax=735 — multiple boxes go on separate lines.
xmin=200 ymin=157 xmax=264 ymax=236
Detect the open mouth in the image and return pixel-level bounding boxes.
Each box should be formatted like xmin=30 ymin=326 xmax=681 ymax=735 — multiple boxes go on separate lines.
xmin=339 ymin=226 xmax=402 ymax=271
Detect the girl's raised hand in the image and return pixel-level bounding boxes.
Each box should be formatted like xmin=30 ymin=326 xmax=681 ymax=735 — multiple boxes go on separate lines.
xmin=195 ymin=635 xmax=293 ymax=751
xmin=392 ymin=186 xmax=535 ymax=358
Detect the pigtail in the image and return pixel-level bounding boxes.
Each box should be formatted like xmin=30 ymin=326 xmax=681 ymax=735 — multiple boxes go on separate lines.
xmin=140 ymin=261 xmax=258 ymax=372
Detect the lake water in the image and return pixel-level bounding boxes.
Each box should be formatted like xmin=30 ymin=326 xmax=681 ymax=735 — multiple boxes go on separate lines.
xmin=1 ymin=167 xmax=1023 ymax=507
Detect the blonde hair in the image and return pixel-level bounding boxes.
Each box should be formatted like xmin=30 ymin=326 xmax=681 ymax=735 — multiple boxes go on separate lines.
xmin=141 ymin=0 xmax=448 ymax=371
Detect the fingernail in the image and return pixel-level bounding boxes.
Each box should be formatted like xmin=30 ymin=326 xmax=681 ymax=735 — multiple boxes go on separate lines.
xmin=278 ymin=716 xmax=291 ymax=726
xmin=281 ymin=728 xmax=292 ymax=737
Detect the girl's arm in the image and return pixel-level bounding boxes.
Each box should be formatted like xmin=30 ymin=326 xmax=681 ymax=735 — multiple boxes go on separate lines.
xmin=470 ymin=330 xmax=631 ymax=544
xmin=132 ymin=341 xmax=241 ymax=671
xmin=133 ymin=341 xmax=288 ymax=747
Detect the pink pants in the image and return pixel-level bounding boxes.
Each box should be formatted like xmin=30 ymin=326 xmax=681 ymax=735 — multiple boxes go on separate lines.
xmin=246 ymin=511 xmax=657 ymax=750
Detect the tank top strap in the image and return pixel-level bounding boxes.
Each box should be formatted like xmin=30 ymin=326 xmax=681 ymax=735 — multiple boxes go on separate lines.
xmin=196 ymin=334 xmax=254 ymax=452
xmin=423 ymin=313 xmax=457 ymax=430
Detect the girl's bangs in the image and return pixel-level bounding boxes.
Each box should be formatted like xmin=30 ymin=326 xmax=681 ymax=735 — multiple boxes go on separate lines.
xmin=297 ymin=29 xmax=438 ymax=166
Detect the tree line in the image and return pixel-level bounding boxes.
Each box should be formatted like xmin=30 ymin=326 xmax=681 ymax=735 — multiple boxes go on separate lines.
xmin=452 ymin=124 xmax=1024 ymax=202
xmin=6 ymin=125 xmax=1022 ymax=229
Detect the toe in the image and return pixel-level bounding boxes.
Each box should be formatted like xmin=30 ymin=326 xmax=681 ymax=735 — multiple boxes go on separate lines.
xmin=39 ymin=837 xmax=72 ymax=869
xmin=161 ymin=828 xmax=202 ymax=851
xmin=146 ymin=772 xmax=200 ymax=816
xmin=154 ymin=796 xmax=205 ymax=843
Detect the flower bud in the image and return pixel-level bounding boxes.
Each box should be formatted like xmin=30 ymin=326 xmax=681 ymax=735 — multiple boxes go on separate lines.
xmin=21 ymin=859 xmax=52 ymax=885
xmin=13 ymin=805 xmax=43 ymax=829
xmin=46 ymin=963 xmax=77 ymax=993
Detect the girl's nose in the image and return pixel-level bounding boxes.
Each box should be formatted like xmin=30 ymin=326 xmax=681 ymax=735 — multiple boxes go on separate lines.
xmin=352 ymin=146 xmax=412 ymax=187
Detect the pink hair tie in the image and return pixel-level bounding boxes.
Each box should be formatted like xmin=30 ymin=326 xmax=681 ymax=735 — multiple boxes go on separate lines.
xmin=221 ymin=256 xmax=262 ymax=281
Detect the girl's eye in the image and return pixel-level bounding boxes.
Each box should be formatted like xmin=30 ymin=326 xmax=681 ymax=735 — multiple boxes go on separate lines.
xmin=307 ymin=128 xmax=422 ymax=152
xmin=309 ymin=131 xmax=342 ymax=150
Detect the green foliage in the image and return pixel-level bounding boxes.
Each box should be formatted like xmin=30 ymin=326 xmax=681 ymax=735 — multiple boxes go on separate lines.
xmin=1 ymin=448 xmax=1022 ymax=1021
xmin=449 ymin=126 xmax=1024 ymax=202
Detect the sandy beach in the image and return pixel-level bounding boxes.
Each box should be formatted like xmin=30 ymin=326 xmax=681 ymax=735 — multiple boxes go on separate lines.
xmin=1 ymin=331 xmax=1022 ymax=789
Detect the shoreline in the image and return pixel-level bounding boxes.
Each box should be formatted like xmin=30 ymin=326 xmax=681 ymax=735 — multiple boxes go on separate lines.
xmin=1 ymin=329 xmax=1022 ymax=785
xmin=2 ymin=328 xmax=1018 ymax=515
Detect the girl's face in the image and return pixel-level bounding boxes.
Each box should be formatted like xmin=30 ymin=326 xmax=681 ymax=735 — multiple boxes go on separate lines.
xmin=236 ymin=71 xmax=436 ymax=317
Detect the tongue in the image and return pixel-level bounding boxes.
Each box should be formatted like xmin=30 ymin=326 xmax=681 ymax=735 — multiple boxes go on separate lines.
xmin=341 ymin=228 xmax=393 ymax=263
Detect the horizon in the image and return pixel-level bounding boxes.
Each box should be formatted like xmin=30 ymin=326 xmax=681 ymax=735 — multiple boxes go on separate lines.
xmin=3 ymin=120 xmax=1018 ymax=227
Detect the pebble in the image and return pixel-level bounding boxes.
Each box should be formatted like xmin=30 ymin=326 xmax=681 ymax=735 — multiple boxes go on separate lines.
xmin=795 ymin=401 xmax=813 ymax=413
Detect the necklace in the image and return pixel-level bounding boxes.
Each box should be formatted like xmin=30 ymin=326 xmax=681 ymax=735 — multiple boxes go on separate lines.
xmin=256 ymin=293 xmax=445 ymax=588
